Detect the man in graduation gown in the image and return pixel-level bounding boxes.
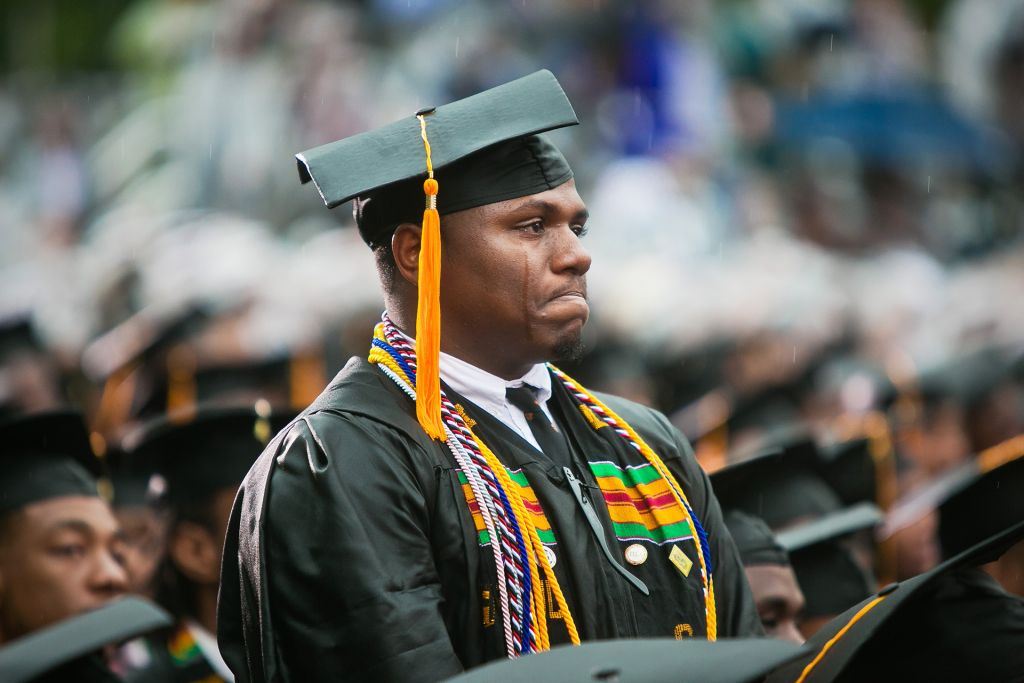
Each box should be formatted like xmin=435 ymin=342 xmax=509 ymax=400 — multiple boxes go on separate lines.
xmin=218 ymin=70 xmax=761 ymax=683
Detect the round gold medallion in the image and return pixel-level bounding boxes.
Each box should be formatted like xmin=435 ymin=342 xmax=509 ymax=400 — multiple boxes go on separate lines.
xmin=624 ymin=543 xmax=648 ymax=566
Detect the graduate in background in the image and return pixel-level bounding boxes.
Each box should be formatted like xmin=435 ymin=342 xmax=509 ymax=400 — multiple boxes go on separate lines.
xmin=123 ymin=404 xmax=292 ymax=683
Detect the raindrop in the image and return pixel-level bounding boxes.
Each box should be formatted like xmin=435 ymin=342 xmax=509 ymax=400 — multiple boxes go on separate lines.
xmin=829 ymin=34 xmax=834 ymax=52
xmin=926 ymin=176 xmax=931 ymax=193
xmin=455 ymin=36 xmax=460 ymax=58
xmin=793 ymin=347 xmax=797 ymax=364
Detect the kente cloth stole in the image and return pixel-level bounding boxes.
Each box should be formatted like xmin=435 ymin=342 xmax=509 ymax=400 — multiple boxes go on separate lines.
xmin=367 ymin=314 xmax=717 ymax=657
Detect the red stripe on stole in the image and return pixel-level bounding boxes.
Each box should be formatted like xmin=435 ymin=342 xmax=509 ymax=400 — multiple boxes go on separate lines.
xmin=601 ymin=489 xmax=678 ymax=511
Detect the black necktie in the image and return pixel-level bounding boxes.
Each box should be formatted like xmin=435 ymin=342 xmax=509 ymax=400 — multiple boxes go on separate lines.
xmin=505 ymin=385 xmax=573 ymax=469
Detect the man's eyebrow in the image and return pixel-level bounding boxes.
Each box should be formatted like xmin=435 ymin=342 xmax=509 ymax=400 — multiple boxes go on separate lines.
xmin=47 ymin=519 xmax=96 ymax=536
xmin=508 ymin=198 xmax=589 ymax=222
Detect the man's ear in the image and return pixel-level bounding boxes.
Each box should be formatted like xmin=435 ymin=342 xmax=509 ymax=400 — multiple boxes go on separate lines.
xmin=392 ymin=222 xmax=423 ymax=287
xmin=169 ymin=522 xmax=220 ymax=586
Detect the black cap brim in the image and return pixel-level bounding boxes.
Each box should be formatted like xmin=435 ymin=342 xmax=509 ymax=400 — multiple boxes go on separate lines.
xmin=443 ymin=638 xmax=808 ymax=683
xmin=0 ymin=597 xmax=171 ymax=683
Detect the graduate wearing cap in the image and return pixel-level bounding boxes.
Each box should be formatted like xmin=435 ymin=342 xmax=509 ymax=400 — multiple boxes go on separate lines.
xmin=711 ymin=434 xmax=886 ymax=640
xmin=723 ymin=511 xmax=805 ymax=644
xmin=122 ymin=405 xmax=293 ymax=683
xmin=0 ymin=411 xmax=130 ymax=671
xmin=775 ymin=504 xmax=882 ymax=640
xmin=218 ymin=70 xmax=760 ymax=683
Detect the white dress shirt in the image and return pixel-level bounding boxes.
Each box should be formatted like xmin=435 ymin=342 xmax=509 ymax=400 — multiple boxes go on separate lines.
xmin=394 ymin=326 xmax=554 ymax=451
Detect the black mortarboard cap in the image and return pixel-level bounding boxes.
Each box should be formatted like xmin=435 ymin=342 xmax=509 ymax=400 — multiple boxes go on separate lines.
xmin=105 ymin=444 xmax=161 ymax=508
xmin=880 ymin=433 xmax=1024 ymax=552
xmin=0 ymin=410 xmax=102 ymax=516
xmin=0 ymin=597 xmax=171 ymax=683
xmin=938 ymin=437 xmax=1024 ymax=559
xmin=776 ymin=503 xmax=884 ymax=554
xmin=724 ymin=510 xmax=790 ymax=567
xmin=818 ymin=438 xmax=879 ymax=507
xmin=125 ymin=404 xmax=295 ymax=506
xmin=296 ymin=69 xmax=579 ymax=246
xmin=711 ymin=433 xmax=841 ymax=529
xmin=777 ymin=504 xmax=883 ymax=619
xmin=769 ymin=520 xmax=1024 ymax=683
xmin=443 ymin=638 xmax=807 ymax=683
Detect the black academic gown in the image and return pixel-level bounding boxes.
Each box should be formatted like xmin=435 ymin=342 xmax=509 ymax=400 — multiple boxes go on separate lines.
xmin=218 ymin=357 xmax=760 ymax=683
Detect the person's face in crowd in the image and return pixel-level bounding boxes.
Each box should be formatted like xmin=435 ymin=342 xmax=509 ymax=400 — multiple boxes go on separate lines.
xmin=114 ymin=504 xmax=169 ymax=599
xmin=398 ymin=180 xmax=591 ymax=380
xmin=0 ymin=496 xmax=128 ymax=643
xmin=743 ymin=564 xmax=805 ymax=644
xmin=983 ymin=538 xmax=1024 ymax=597
xmin=890 ymin=510 xmax=940 ymax=580
xmin=899 ymin=400 xmax=970 ymax=481
xmin=169 ymin=488 xmax=236 ymax=589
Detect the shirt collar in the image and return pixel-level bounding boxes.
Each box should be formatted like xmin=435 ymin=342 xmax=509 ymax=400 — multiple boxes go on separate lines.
xmin=392 ymin=325 xmax=552 ymax=408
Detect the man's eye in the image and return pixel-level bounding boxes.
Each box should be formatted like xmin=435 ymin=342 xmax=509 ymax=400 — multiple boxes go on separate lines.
xmin=572 ymin=224 xmax=589 ymax=237
xmin=520 ymin=221 xmax=544 ymax=234
xmin=51 ymin=544 xmax=86 ymax=558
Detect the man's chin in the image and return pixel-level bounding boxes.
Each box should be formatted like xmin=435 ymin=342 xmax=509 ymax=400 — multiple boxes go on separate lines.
xmin=552 ymin=329 xmax=586 ymax=364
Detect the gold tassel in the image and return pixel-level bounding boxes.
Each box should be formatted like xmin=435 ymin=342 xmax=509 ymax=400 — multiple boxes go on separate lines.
xmin=415 ymin=115 xmax=444 ymax=440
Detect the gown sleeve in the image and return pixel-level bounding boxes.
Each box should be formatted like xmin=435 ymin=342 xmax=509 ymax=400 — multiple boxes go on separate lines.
xmin=222 ymin=409 xmax=465 ymax=683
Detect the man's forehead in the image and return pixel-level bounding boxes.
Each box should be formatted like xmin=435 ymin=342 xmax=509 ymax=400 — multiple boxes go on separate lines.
xmin=747 ymin=563 xmax=804 ymax=599
xmin=20 ymin=496 xmax=119 ymax=533
xmin=474 ymin=179 xmax=587 ymax=220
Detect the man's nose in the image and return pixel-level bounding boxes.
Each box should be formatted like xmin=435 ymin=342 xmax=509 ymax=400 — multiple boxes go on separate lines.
xmin=91 ymin=549 xmax=129 ymax=596
xmin=552 ymin=225 xmax=592 ymax=276
xmin=778 ymin=620 xmax=805 ymax=646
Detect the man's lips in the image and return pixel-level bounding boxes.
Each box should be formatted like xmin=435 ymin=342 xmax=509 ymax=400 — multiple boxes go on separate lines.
xmin=549 ymin=285 xmax=588 ymax=302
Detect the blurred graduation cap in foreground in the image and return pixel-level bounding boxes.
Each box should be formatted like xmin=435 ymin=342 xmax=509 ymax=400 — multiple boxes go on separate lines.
xmin=443 ymin=638 xmax=807 ymax=683
xmin=768 ymin=519 xmax=1024 ymax=683
xmin=0 ymin=597 xmax=171 ymax=683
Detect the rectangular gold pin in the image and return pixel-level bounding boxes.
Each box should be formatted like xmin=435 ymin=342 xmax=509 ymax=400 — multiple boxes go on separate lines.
xmin=669 ymin=544 xmax=693 ymax=577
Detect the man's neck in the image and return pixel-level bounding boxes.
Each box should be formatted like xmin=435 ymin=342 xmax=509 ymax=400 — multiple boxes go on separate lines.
xmin=386 ymin=313 xmax=537 ymax=381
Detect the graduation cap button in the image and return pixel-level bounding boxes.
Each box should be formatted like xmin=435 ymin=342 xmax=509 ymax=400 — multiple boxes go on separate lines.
xmin=878 ymin=582 xmax=900 ymax=596
xmin=624 ymin=543 xmax=648 ymax=566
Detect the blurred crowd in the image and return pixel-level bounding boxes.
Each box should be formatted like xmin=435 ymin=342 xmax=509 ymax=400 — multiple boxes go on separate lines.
xmin=1 ymin=0 xmax=1023 ymax=677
